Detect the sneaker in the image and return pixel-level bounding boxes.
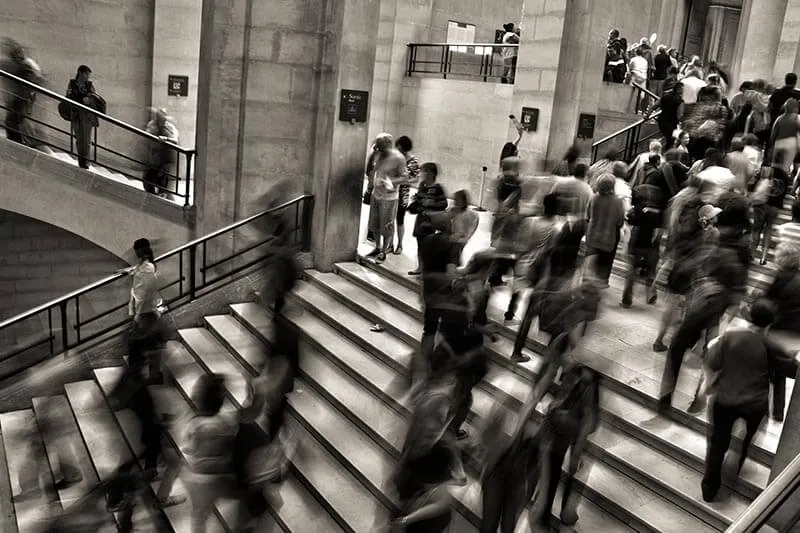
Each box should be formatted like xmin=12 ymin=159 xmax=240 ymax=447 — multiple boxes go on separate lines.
xmin=510 ymin=353 xmax=530 ymax=363
xmin=652 ymin=340 xmax=668 ymax=352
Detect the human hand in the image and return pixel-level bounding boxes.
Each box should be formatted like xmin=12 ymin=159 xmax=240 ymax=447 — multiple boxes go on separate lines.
xmin=116 ymin=266 xmax=134 ymax=275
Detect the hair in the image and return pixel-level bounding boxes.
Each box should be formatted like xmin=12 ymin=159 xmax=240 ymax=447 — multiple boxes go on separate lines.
xmin=668 ymin=66 xmax=679 ymax=76
xmin=657 ymin=45 xmax=667 ymax=53
xmin=133 ymin=238 xmax=154 ymax=262
xmin=542 ymin=193 xmax=559 ymax=217
xmin=672 ymin=82 xmax=684 ymax=92
xmin=648 ymin=154 xmax=661 ymax=167
xmin=730 ymin=136 xmax=745 ymax=152
xmin=784 ymin=98 xmax=799 ymax=115
xmin=421 ymin=162 xmax=439 ymax=179
xmin=611 ymin=161 xmax=628 ymax=179
xmin=750 ymin=299 xmax=777 ymax=328
xmin=786 ymin=73 xmax=798 ymax=86
xmin=77 ymin=64 xmax=91 ymax=75
xmin=649 ymin=140 xmax=663 ymax=154
xmin=705 ymin=148 xmax=725 ymax=167
xmin=574 ymin=163 xmax=588 ymax=179
xmin=500 ymin=142 xmax=518 ymax=162
xmin=193 ymin=373 xmax=226 ymax=415
xmin=739 ymin=81 xmax=753 ymax=92
xmin=503 ymin=23 xmax=515 ymax=32
xmin=664 ymin=148 xmax=681 ymax=162
xmin=454 ymin=189 xmax=470 ymax=205
xmin=596 ymin=174 xmax=615 ymax=195
xmin=635 ymin=47 xmax=644 ymax=57
xmin=742 ymin=133 xmax=759 ymax=146
xmin=374 ymin=133 xmax=393 ymax=150
xmin=776 ymin=242 xmax=800 ymax=270
xmin=395 ymin=135 xmax=413 ymax=153
xmin=609 ymin=29 xmax=619 ymax=39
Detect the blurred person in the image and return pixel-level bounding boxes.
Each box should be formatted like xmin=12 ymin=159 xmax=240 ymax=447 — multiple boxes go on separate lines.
xmin=684 ymin=87 xmax=731 ymax=161
xmin=393 ymin=135 xmax=420 ymax=254
xmin=621 ymin=155 xmax=668 ymax=308
xmin=725 ymin=137 xmax=755 ymax=193
xmin=488 ymin=158 xmax=523 ymax=288
xmin=771 ymin=98 xmax=800 ymax=175
xmin=651 ymin=82 xmax=684 ymax=145
xmin=662 ymin=66 xmax=680 ymax=94
xmin=658 ymin=218 xmax=750 ymax=413
xmin=743 ymin=80 xmax=772 ymax=146
xmin=663 ymin=148 xmax=689 ymax=188
xmin=500 ymin=23 xmax=520 ymax=84
xmin=143 ymin=108 xmax=179 ymax=196
xmin=181 ymin=374 xmax=238 ymax=533
xmin=587 ymin=150 xmax=617 ymax=188
xmin=697 ymin=148 xmax=735 ymax=204
xmin=552 ymin=163 xmax=593 ymax=218
xmin=1 ymin=38 xmax=45 ymax=148
xmin=628 ymin=140 xmax=662 ymax=182
xmin=367 ymin=133 xmax=409 ymax=262
xmin=700 ymin=299 xmax=800 ymax=501
xmin=628 ymin=47 xmax=650 ymax=113
xmin=742 ymin=133 xmax=764 ymax=178
xmin=753 ymin=151 xmax=791 ymax=264
xmin=551 ymin=144 xmax=581 ymax=177
xmin=675 ymin=130 xmax=691 ymax=165
xmin=585 ymin=174 xmax=625 ymax=287
xmin=364 ymin=144 xmax=380 ymax=242
xmin=774 ymin=198 xmax=800 ymax=251
xmin=499 ymin=114 xmax=525 ymax=169
xmin=609 ymin=161 xmax=633 ymax=213
xmin=679 ymin=69 xmax=707 ymax=108
xmin=768 ymin=73 xmax=800 ymax=131
xmin=508 ymin=193 xmax=566 ymax=362
xmin=390 ymin=378 xmax=459 ymax=533
xmin=66 ymin=65 xmax=99 ymax=169
xmin=447 ymin=189 xmax=479 ymax=264
xmin=653 ymin=45 xmax=671 ymax=85
xmin=408 ymin=163 xmax=448 ymax=275
xmin=730 ymin=81 xmax=754 ymax=116
xmin=120 ymin=238 xmax=166 ymax=383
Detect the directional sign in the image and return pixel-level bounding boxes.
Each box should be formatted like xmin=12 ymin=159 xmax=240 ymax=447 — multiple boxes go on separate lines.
xmin=339 ymin=89 xmax=369 ymax=123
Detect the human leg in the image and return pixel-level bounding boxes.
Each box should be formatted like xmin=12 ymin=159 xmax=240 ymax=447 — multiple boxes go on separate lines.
xmin=701 ymin=401 xmax=738 ymax=501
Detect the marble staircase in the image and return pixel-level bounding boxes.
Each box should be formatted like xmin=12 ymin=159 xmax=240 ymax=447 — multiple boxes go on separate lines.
xmin=0 ymin=258 xmax=785 ymax=532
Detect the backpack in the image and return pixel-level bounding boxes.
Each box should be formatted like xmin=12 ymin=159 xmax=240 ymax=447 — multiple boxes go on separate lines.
xmin=549 ymin=364 xmax=601 ymax=438
xmin=630 ymin=183 xmax=666 ymax=227
xmin=672 ymin=197 xmax=703 ymax=244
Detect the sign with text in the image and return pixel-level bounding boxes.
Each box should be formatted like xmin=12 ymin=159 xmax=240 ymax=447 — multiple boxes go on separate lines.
xmin=577 ymin=113 xmax=596 ymax=139
xmin=339 ymin=89 xmax=369 ymax=123
xmin=520 ymin=107 xmax=539 ymax=132
xmin=167 ymin=75 xmax=189 ymax=97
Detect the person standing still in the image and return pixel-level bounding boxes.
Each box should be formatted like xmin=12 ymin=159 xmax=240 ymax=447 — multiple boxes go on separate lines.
xmin=500 ymin=24 xmax=519 ymax=84
xmin=66 ymin=65 xmax=96 ymax=169
xmin=366 ymin=133 xmax=408 ymax=262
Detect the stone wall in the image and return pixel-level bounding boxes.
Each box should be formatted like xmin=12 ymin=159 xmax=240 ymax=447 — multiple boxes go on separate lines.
xmin=1 ymin=0 xmax=156 ymax=160
xmin=428 ymin=0 xmax=523 ymax=44
xmin=397 ymin=77 xmax=513 ymax=205
xmin=0 ymin=210 xmax=127 ymax=321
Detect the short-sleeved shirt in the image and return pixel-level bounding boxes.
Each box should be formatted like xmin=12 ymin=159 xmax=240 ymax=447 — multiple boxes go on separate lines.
xmin=371 ymin=150 xmax=408 ymax=201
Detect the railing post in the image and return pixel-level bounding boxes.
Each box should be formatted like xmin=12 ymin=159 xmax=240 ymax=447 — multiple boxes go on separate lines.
xmin=185 ymin=151 xmax=194 ymax=206
xmin=189 ymin=244 xmax=197 ymax=300
xmin=407 ymin=45 xmax=413 ymax=77
xmin=302 ymin=196 xmax=314 ymax=252
xmin=92 ymin=126 xmax=98 ymax=163
xmin=60 ymin=300 xmax=68 ymax=353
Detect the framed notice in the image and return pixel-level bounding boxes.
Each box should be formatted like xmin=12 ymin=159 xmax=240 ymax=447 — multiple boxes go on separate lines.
xmin=577 ymin=113 xmax=596 ymax=139
xmin=339 ymin=89 xmax=369 ymax=123
xmin=167 ymin=75 xmax=189 ymax=97
xmin=520 ymin=107 xmax=539 ymax=132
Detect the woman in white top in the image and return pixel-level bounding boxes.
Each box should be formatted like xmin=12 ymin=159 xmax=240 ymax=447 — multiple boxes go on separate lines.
xmin=501 ymin=23 xmax=520 ymax=84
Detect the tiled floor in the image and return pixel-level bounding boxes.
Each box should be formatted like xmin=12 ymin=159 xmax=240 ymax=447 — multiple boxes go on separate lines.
xmin=357 ymin=203 xmax=793 ymax=451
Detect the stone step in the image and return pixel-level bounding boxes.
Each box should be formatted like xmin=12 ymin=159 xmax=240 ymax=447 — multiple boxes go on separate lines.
xmin=228 ymin=301 xmax=707 ymax=532
xmin=336 ymin=261 xmax=778 ymax=467
xmin=31 ymin=395 xmax=99 ymax=508
xmin=0 ymin=410 xmax=18 ymax=533
xmin=162 ymin=341 xmax=347 ymax=533
xmin=63 ymin=380 xmax=165 ymax=532
xmin=0 ymin=409 xmax=58 ymax=533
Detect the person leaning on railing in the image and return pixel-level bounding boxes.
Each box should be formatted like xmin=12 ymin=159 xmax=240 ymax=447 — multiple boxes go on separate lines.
xmin=65 ymin=65 xmax=98 ymax=169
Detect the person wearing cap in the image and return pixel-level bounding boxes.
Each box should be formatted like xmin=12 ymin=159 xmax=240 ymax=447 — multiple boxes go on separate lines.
xmin=66 ymin=65 xmax=97 ymax=169
xmin=144 ymin=108 xmax=180 ymax=196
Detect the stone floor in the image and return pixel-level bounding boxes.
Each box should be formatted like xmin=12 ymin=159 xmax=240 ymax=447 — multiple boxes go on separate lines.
xmin=357 ymin=203 xmax=791 ymax=450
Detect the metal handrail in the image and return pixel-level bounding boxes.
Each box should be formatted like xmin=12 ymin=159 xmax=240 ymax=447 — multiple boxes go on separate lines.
xmin=726 ymin=450 xmax=800 ymax=532
xmin=0 ymin=69 xmax=192 ymax=153
xmin=408 ymin=42 xmax=519 ymax=48
xmin=0 ymin=194 xmax=312 ymax=330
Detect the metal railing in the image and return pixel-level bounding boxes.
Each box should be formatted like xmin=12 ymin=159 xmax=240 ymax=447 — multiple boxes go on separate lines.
xmin=0 ymin=194 xmax=313 ymax=370
xmin=407 ymin=43 xmax=519 ymax=83
xmin=0 ymin=69 xmax=196 ymax=205
xmin=726 ymin=449 xmax=800 ymax=531
xmin=591 ymin=84 xmax=663 ymax=164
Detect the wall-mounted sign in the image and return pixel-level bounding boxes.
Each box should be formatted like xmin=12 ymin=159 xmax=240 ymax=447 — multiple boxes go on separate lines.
xmin=339 ymin=89 xmax=369 ymax=123
xmin=577 ymin=113 xmax=596 ymax=139
xmin=520 ymin=107 xmax=539 ymax=132
xmin=167 ymin=75 xmax=189 ymax=97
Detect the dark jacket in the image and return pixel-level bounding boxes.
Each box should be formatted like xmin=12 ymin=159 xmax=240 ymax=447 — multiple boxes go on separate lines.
xmin=411 ymin=182 xmax=448 ymax=237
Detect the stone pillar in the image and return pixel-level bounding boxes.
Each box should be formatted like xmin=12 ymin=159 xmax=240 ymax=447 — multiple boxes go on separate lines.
xmin=544 ymin=0 xmax=607 ymax=167
xmin=151 ymin=0 xmax=202 ymax=148
xmin=310 ymin=0 xmax=381 ymax=271
xmin=775 ymin=0 xmax=800 ymax=81
xmin=731 ymin=0 xmax=789 ymax=87
xmin=510 ymin=0 xmax=569 ymax=171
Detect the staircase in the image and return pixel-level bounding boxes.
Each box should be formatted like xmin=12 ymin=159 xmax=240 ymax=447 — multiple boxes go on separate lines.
xmin=0 ymin=256 xmax=784 ymax=533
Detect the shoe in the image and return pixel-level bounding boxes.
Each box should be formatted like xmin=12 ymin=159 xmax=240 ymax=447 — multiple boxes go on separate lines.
xmin=701 ymin=482 xmax=718 ymax=503
xmin=760 ymin=258 xmax=767 ymax=266
xmin=408 ymin=269 xmax=421 ymax=276
xmin=510 ymin=353 xmax=530 ymax=363
xmin=620 ymin=301 xmax=632 ymax=309
xmin=366 ymin=248 xmax=380 ymax=258
xmin=657 ymin=394 xmax=672 ymax=413
xmin=647 ymin=292 xmax=658 ymax=305
xmin=687 ymin=396 xmax=706 ymax=414
xmin=393 ymin=245 xmax=403 ymax=255
xmin=376 ymin=252 xmax=386 ymax=262
xmin=652 ymin=340 xmax=668 ymax=352
xmin=154 ymin=496 xmax=187 ymax=509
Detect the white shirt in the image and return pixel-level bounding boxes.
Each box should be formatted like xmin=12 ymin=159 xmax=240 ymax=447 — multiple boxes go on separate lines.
xmin=697 ymin=166 xmax=735 ymax=204
xmin=502 ymin=32 xmax=518 ymax=59
xmin=629 ymin=56 xmax=649 ymax=81
xmin=681 ymin=76 xmax=707 ymax=104
xmin=128 ymin=261 xmax=162 ymax=317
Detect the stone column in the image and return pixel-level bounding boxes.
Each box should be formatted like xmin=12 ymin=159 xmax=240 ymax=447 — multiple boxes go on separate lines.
xmin=701 ymin=6 xmax=725 ymax=63
xmin=510 ymin=0 xmax=569 ymax=171
xmin=150 ymin=0 xmax=202 ymax=148
xmin=775 ymin=0 xmax=800 ymax=80
xmin=310 ymin=0 xmax=381 ymax=271
xmin=731 ymin=0 xmax=789 ymax=86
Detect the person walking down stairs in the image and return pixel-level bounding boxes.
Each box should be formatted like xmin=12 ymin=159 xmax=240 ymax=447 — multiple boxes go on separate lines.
xmin=143 ymin=108 xmax=179 ymax=197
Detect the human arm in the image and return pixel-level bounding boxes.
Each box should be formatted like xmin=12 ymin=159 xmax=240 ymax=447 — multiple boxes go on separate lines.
xmin=705 ymin=334 xmax=724 ymax=373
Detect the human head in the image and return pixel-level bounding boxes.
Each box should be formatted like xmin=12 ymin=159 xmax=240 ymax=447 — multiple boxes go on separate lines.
xmin=698 ymin=204 xmax=722 ymax=226
xmin=133 ymin=238 xmax=154 ymax=262
xmin=543 ymin=193 xmax=559 ymax=217
xmin=573 ymin=163 xmax=588 ymax=181
xmin=785 ymin=73 xmax=798 ymax=87
xmin=640 ymin=37 xmax=650 ymax=47
xmin=669 ymin=48 xmax=678 ymax=58
xmin=601 ymin=150 xmax=618 ymax=162
xmin=611 ymin=161 xmax=628 ymax=180
xmin=664 ymin=148 xmax=681 ymax=162
xmin=609 ymin=29 xmax=619 ymax=40
xmin=730 ymin=136 xmax=745 ymax=152
xmin=500 ymin=142 xmax=518 ymax=162
xmin=501 ymin=156 xmax=520 ymax=179
xmin=739 ymin=81 xmax=753 ymax=92
xmin=635 ymin=47 xmax=644 ymax=57
xmin=749 ymin=298 xmax=777 ymax=328
xmin=420 ymin=162 xmax=439 ymax=185
xmin=649 ymin=140 xmax=662 ymax=154
xmin=742 ymin=133 xmax=759 ymax=147
xmin=193 ymin=373 xmax=226 ymax=416
xmin=648 ymin=154 xmax=661 ymax=167
xmin=704 ymin=148 xmax=724 ymax=167
xmin=76 ymin=64 xmax=91 ymax=83
xmin=454 ymin=189 xmax=469 ymax=210
xmin=595 ymin=174 xmax=615 ymax=195
xmin=668 ymin=66 xmax=679 ymax=77
xmin=374 ymin=133 xmax=393 ymax=152
xmin=563 ymin=144 xmax=581 ymax=164
xmin=685 ymin=69 xmax=700 ymax=79
xmin=395 ymin=135 xmax=413 ymax=154
xmin=153 ymin=108 xmax=169 ymax=126
xmin=503 ymin=23 xmax=515 ymax=33
xmin=784 ymin=98 xmax=799 ymax=115
xmin=672 ymin=82 xmax=684 ymax=96
xmin=657 ymin=45 xmax=667 ymax=54
xmin=776 ymin=242 xmax=800 ymax=270
xmin=679 ymin=131 xmax=690 ymax=146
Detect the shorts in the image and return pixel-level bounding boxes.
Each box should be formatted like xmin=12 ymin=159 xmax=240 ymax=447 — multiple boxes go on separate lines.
xmin=368 ymin=197 xmax=398 ymax=236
